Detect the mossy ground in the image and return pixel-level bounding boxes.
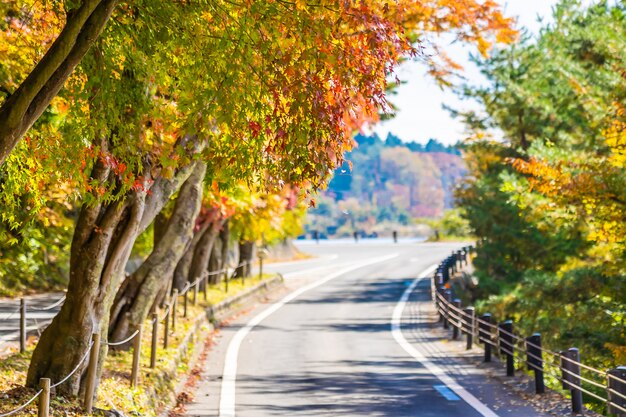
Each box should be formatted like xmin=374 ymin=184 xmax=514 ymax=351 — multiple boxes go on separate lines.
xmin=0 ymin=274 xmax=274 ymax=416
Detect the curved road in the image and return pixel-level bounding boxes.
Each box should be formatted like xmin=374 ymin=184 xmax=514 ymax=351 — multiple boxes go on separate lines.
xmin=183 ymin=241 xmax=548 ymax=417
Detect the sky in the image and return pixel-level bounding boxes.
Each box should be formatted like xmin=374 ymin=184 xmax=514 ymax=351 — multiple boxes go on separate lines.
xmin=372 ymin=1 xmax=564 ymax=145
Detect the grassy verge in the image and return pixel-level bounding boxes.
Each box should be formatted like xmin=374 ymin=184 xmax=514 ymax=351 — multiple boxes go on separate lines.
xmin=0 ymin=274 xmax=276 ymax=416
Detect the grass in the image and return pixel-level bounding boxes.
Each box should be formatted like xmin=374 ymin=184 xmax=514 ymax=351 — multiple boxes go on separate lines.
xmin=0 ymin=273 xmax=276 ymax=416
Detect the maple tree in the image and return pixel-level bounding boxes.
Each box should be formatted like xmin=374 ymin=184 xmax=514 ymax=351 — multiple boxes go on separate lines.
xmin=0 ymin=0 xmax=517 ymax=396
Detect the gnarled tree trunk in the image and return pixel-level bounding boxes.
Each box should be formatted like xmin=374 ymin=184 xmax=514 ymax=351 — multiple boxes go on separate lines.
xmin=108 ymin=161 xmax=206 ymax=346
xmin=26 ymin=157 xmax=201 ymax=395
xmin=188 ymin=219 xmax=222 ymax=290
xmin=234 ymin=240 xmax=254 ymax=278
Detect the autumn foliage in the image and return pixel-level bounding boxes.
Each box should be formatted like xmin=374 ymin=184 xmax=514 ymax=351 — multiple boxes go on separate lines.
xmin=0 ymin=0 xmax=516 ymax=402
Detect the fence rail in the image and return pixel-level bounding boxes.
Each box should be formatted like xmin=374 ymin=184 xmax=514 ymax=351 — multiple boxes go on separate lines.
xmin=0 ymin=259 xmax=257 ymax=417
xmin=431 ymin=248 xmax=626 ymax=416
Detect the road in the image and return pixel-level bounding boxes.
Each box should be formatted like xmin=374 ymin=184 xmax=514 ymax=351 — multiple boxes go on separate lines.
xmin=0 ymin=292 xmax=65 ymax=354
xmin=184 ymin=241 xmax=549 ymax=417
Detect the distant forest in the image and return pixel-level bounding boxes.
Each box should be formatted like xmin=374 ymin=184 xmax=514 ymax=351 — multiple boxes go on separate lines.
xmin=307 ymin=133 xmax=466 ymax=237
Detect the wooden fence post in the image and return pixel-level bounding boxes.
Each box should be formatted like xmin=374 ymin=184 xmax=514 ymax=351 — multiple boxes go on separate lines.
xmin=150 ymin=312 xmax=158 ymax=369
xmin=464 ymin=307 xmax=475 ymax=350
xmin=184 ymin=290 xmax=188 ymax=318
xmin=452 ymin=299 xmax=461 ymax=340
xmin=163 ymin=307 xmax=170 ymax=349
xmin=83 ymin=332 xmax=101 ymax=413
xmin=20 ymin=298 xmax=26 ymax=353
xmin=479 ymin=314 xmax=492 ymax=363
xmin=171 ymin=289 xmax=178 ymax=332
xmin=499 ymin=320 xmax=515 ymax=377
xmin=525 ymin=333 xmax=545 ymax=394
xmin=38 ymin=378 xmax=50 ymax=417
xmin=608 ymin=366 xmax=626 ymax=416
xmin=130 ymin=324 xmax=143 ymax=387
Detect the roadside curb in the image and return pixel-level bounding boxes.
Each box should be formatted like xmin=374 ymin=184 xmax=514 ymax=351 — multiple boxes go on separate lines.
xmin=154 ymin=274 xmax=284 ymax=416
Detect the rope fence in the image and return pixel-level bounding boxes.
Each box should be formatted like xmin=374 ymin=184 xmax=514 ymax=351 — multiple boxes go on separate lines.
xmin=431 ymin=247 xmax=626 ymax=416
xmin=0 ymin=257 xmax=261 ymax=417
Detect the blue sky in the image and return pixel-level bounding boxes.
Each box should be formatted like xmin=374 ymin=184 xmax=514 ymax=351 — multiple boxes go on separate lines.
xmin=372 ymin=1 xmax=565 ymax=145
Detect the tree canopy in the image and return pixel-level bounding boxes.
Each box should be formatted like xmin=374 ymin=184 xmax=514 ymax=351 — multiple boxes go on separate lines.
xmin=455 ymin=0 xmax=626 ymax=378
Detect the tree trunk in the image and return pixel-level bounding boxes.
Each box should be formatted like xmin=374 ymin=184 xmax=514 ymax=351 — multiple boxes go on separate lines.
xmin=172 ymin=225 xmax=205 ymax=292
xmin=108 ymin=162 xmax=206 ymax=347
xmin=220 ymin=220 xmax=230 ymax=271
xmin=234 ymin=240 xmax=254 ymax=278
xmin=188 ymin=220 xmax=222 ymax=289
xmin=26 ymin=157 xmax=200 ymax=395
xmin=208 ymin=237 xmax=222 ymax=285
xmin=0 ymin=0 xmax=118 ymax=167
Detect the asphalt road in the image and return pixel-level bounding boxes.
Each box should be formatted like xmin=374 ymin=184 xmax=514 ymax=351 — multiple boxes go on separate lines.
xmin=0 ymin=292 xmax=65 ymax=353
xmin=183 ymin=241 xmax=549 ymax=417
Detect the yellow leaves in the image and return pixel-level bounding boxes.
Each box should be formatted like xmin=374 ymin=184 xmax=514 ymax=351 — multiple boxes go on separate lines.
xmin=201 ymin=10 xmax=214 ymax=23
xmin=294 ymin=0 xmax=307 ymax=12
xmin=604 ymin=116 xmax=626 ymax=168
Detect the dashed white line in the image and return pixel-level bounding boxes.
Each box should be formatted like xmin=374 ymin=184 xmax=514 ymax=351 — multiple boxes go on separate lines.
xmin=391 ymin=264 xmax=500 ymax=417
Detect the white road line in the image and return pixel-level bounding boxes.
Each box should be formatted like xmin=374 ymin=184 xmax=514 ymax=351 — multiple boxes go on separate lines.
xmin=391 ymin=264 xmax=500 ymax=417
xmin=218 ymin=253 xmax=399 ymax=417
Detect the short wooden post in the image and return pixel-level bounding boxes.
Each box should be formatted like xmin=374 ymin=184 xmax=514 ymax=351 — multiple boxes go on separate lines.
xmin=499 ymin=320 xmax=515 ymax=376
xmin=464 ymin=307 xmax=475 ymax=350
xmin=259 ymin=256 xmax=263 ymax=279
xmin=608 ymin=366 xmax=626 ymax=416
xmin=436 ymin=284 xmax=445 ymax=322
xmin=443 ymin=290 xmax=452 ymax=329
xmin=171 ymin=289 xmax=178 ymax=332
xmin=130 ymin=324 xmax=143 ymax=387
xmin=225 ymin=270 xmax=229 ymax=293
xmin=183 ymin=290 xmax=188 ymax=318
xmin=38 ymin=378 xmax=50 ymax=417
xmin=193 ymin=282 xmax=198 ymax=305
xmin=452 ymin=299 xmax=461 ymax=340
xmin=163 ymin=307 xmax=170 ymax=349
xmin=203 ymin=275 xmax=208 ymax=301
xmin=83 ymin=332 xmax=101 ymax=413
xmin=150 ymin=313 xmax=158 ymax=369
xmin=479 ymin=313 xmax=492 ymax=362
xmin=525 ymin=333 xmax=545 ymax=394
xmin=561 ymin=348 xmax=583 ymax=413
xmin=20 ymin=298 xmax=26 ymax=353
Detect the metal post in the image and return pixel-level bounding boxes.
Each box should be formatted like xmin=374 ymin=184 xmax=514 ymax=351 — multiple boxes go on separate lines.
xmin=83 ymin=332 xmax=101 ymax=413
xmin=171 ymin=289 xmax=178 ymax=332
xmin=130 ymin=324 xmax=143 ymax=387
xmin=561 ymin=348 xmax=583 ymax=413
xmin=499 ymin=320 xmax=514 ymax=376
xmin=163 ymin=307 xmax=170 ymax=349
xmin=479 ymin=313 xmax=492 ymax=362
xmin=20 ymin=298 xmax=26 ymax=353
xmin=608 ymin=366 xmax=626 ymax=416
xmin=38 ymin=378 xmax=50 ymax=417
xmin=464 ymin=307 xmax=475 ymax=350
xmin=150 ymin=313 xmax=158 ymax=369
xmin=443 ymin=290 xmax=452 ymax=329
xmin=525 ymin=333 xmax=545 ymax=394
xmin=452 ymin=299 xmax=461 ymax=339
